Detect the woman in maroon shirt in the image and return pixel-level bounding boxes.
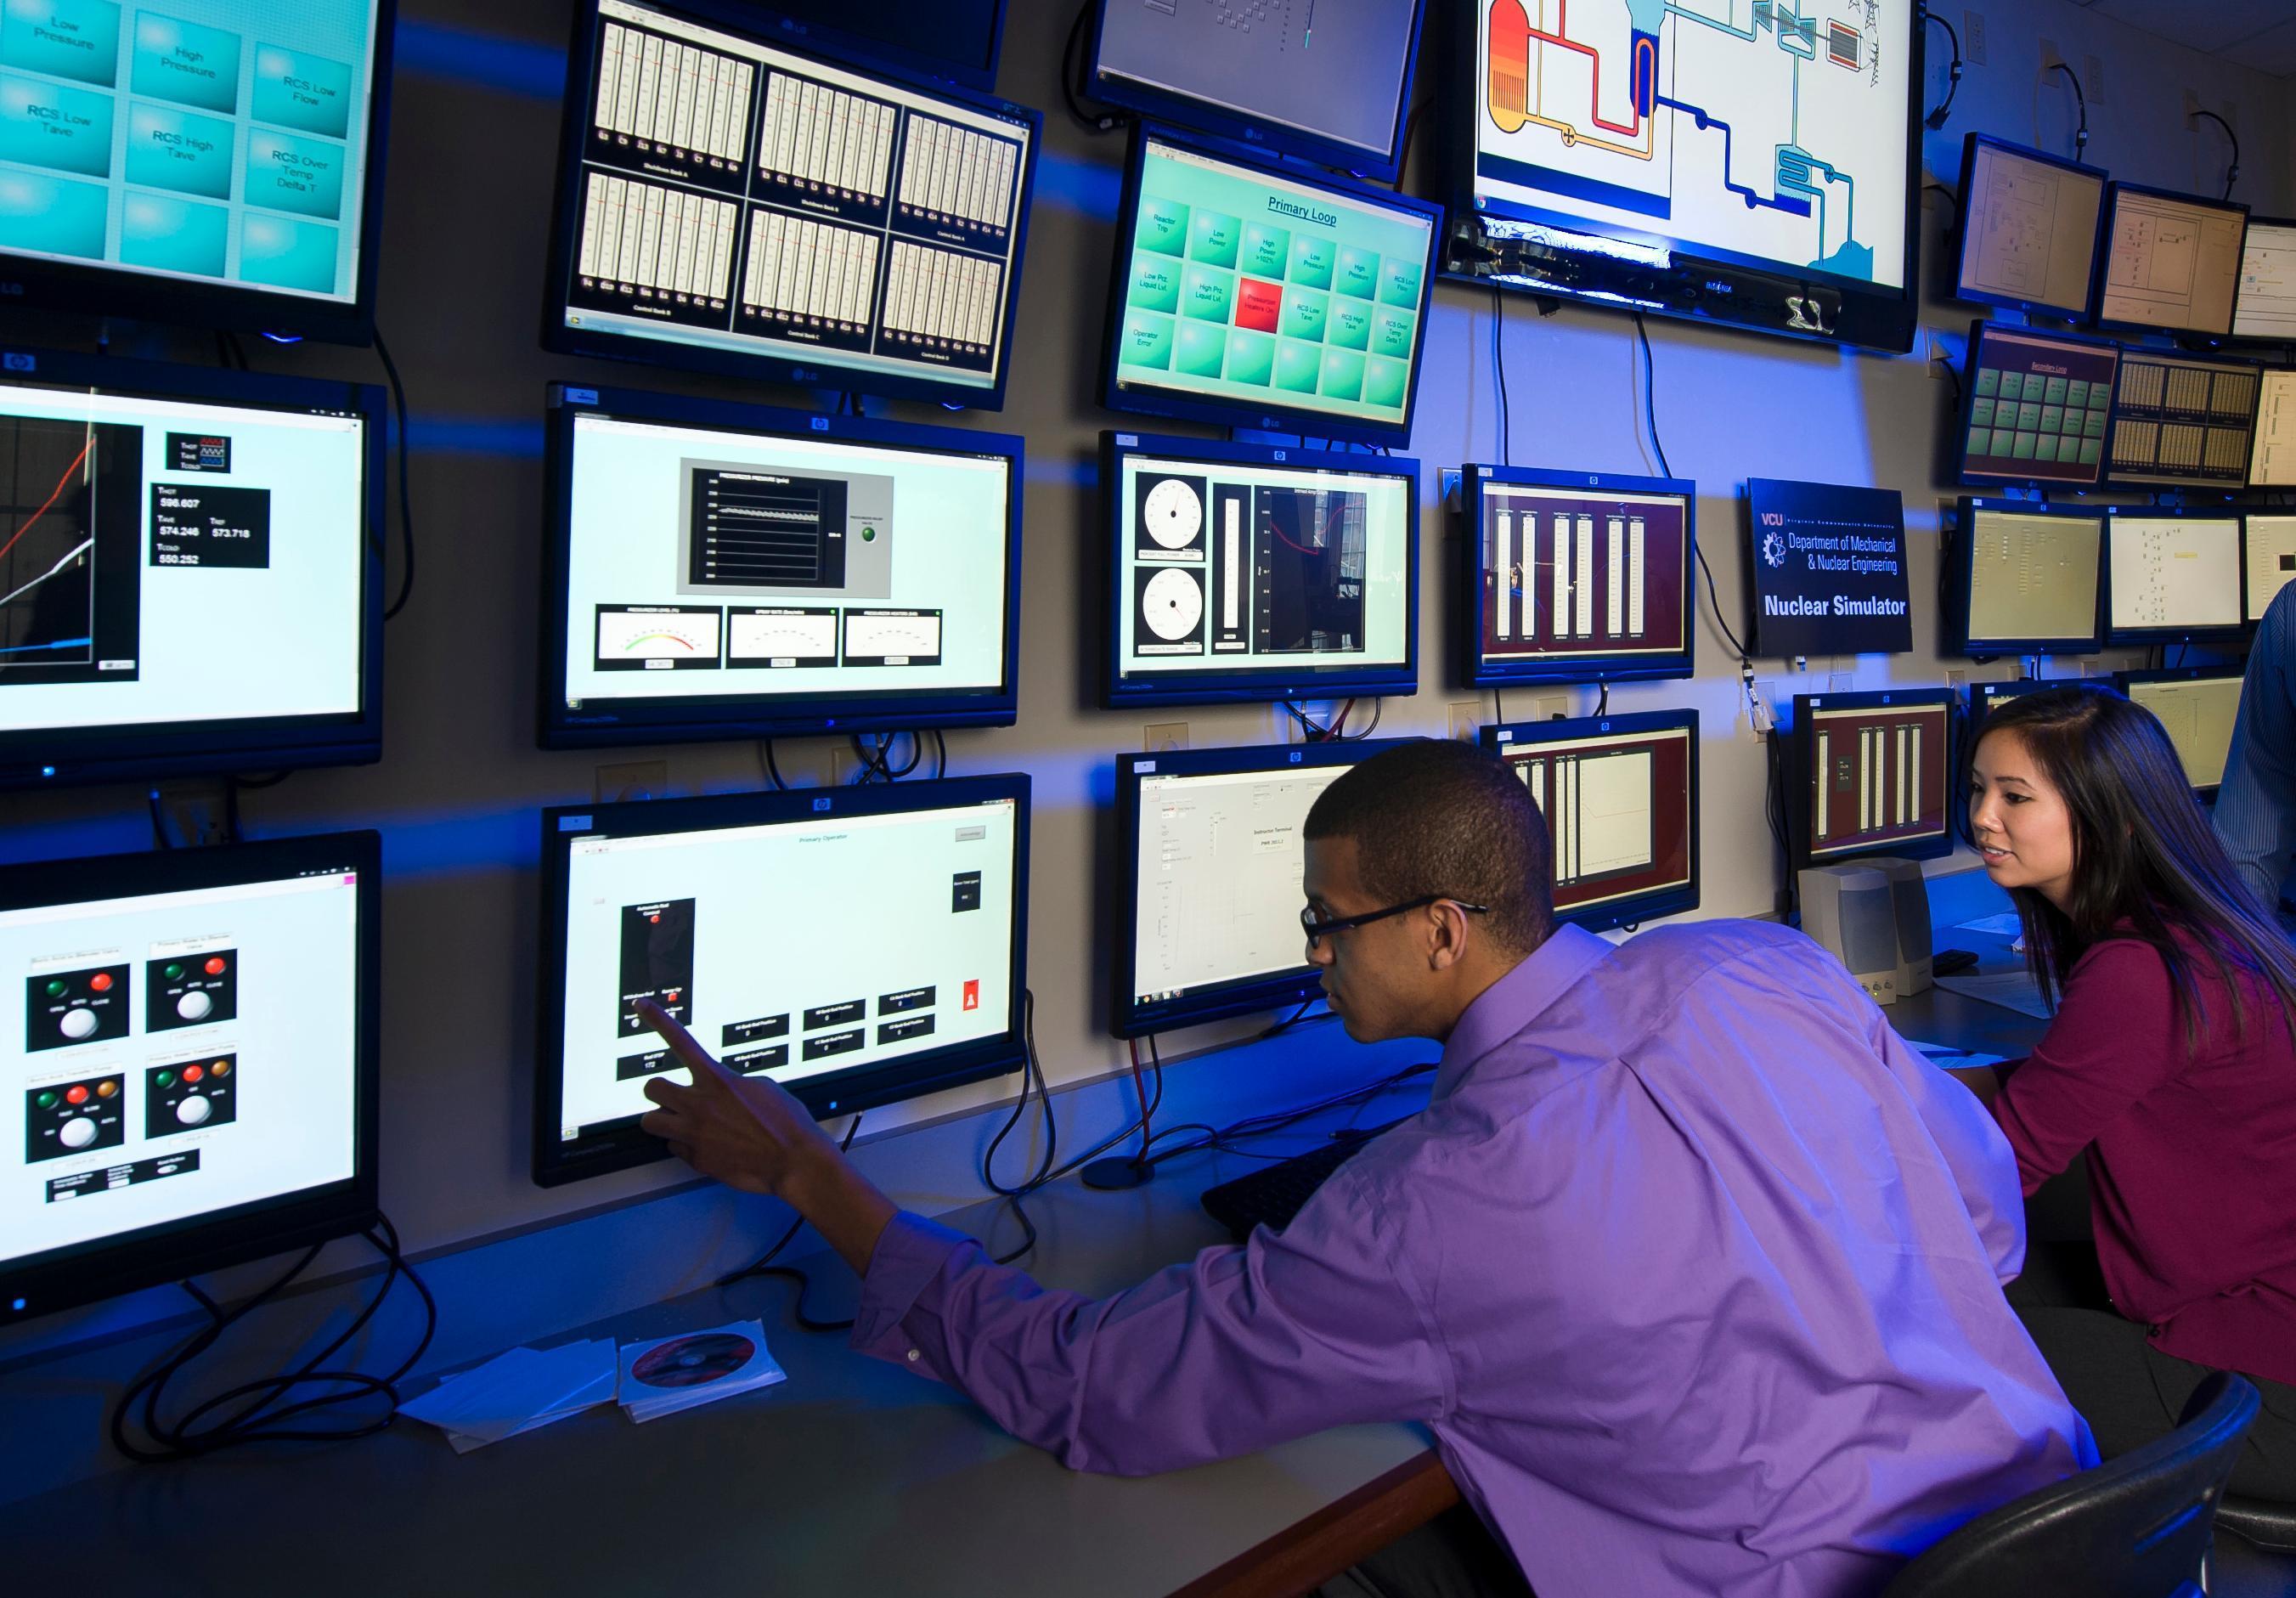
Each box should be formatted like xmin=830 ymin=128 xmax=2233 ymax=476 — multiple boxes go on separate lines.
xmin=1959 ymin=685 xmax=2296 ymax=1499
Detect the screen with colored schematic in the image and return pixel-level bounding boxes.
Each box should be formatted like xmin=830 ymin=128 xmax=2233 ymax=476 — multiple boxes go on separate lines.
xmin=0 ymin=860 xmax=361 ymax=1275
xmin=1957 ymin=324 xmax=2118 ymax=489
xmin=1467 ymin=471 xmax=1693 ymax=684
xmin=1108 ymin=132 xmax=1436 ymax=435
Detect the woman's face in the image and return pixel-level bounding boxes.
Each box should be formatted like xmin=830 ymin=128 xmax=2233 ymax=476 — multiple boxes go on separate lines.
xmin=1970 ymin=728 xmax=2079 ymax=909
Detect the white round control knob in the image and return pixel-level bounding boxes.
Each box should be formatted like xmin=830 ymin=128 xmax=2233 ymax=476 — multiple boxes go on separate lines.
xmin=177 ymin=1096 xmax=212 ymax=1127
xmin=60 ymin=1008 xmax=98 ymax=1040
xmin=60 ymin=1116 xmax=98 ymax=1149
xmin=177 ymin=991 xmax=213 ymax=1022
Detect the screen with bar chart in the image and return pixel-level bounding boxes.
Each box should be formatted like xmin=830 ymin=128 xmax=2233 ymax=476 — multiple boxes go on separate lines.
xmin=546 ymin=0 xmax=1038 ymax=408
xmin=1791 ymin=689 xmax=1954 ymax=868
xmin=543 ymin=384 xmax=1021 ymax=748
xmin=1481 ymin=710 xmax=1698 ymax=931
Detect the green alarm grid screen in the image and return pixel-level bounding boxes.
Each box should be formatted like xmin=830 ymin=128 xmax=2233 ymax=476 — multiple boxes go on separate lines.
xmin=1114 ymin=137 xmax=1431 ymax=426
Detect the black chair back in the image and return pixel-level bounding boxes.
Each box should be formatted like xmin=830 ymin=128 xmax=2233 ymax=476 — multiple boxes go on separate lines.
xmin=1881 ymin=1371 xmax=2260 ymax=1598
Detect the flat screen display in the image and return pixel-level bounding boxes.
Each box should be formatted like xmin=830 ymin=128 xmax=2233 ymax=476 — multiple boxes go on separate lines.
xmin=1955 ymin=322 xmax=2117 ymax=489
xmin=1103 ymin=431 xmax=1417 ymax=707
xmin=1480 ymin=710 xmax=1697 ymax=932
xmin=547 ymin=0 xmax=1038 ymax=408
xmin=2118 ymin=669 xmax=2243 ymax=793
xmin=2107 ymin=348 xmax=2260 ymax=490
xmin=2245 ymin=514 xmax=2296 ymax=622
xmin=747 ymin=0 xmax=1006 ymax=93
xmin=2248 ymin=370 xmax=2296 ymax=488
xmin=542 ymin=384 xmax=1020 ymax=748
xmin=1792 ymin=689 xmax=1954 ymax=868
xmin=1954 ymin=135 xmax=2103 ymax=318
xmin=0 ymin=831 xmax=376 ymax=1320
xmin=2232 ymin=217 xmax=2296 ymax=342
xmin=1103 ymin=128 xmax=1438 ymax=440
xmin=0 ymin=0 xmax=392 ymax=341
xmin=538 ymin=778 xmax=1027 ymax=1184
xmin=1950 ymin=500 xmax=2102 ymax=657
xmin=2103 ymin=512 xmax=2243 ymax=643
xmin=2094 ymin=183 xmax=2247 ymax=337
xmin=0 ymin=347 xmax=380 ymax=788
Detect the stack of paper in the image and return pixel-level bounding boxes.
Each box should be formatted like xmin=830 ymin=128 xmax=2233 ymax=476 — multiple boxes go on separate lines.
xmin=617 ymin=1318 xmax=787 ymax=1424
xmin=402 ymin=1338 xmax=619 ymax=1453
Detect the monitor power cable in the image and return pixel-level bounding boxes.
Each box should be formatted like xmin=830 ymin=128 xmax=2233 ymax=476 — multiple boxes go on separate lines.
xmin=1921 ymin=8 xmax=1962 ymax=130
xmin=2047 ymin=62 xmax=2090 ymax=161
xmin=371 ymin=329 xmax=415 ymax=622
xmin=2189 ymin=109 xmax=2239 ymax=200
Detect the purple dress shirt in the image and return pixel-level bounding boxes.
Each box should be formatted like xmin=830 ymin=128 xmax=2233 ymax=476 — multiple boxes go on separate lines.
xmin=852 ymin=921 xmax=2096 ymax=1595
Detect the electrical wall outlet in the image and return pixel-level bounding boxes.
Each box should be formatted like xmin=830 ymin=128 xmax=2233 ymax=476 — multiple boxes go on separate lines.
xmin=1142 ymin=721 xmax=1188 ymax=753
xmin=1438 ymin=469 xmax=1463 ymax=512
xmin=1961 ymin=9 xmax=1986 ymax=66
xmin=156 ymin=783 xmax=228 ymax=847
xmin=1447 ymin=702 xmax=1480 ymax=741
xmin=594 ymin=760 xmax=667 ymax=803
xmin=1532 ymin=693 xmax=1568 ymax=723
xmin=2038 ymin=37 xmax=2066 ymax=74
xmin=2083 ymin=53 xmax=2105 ymax=105
xmin=2183 ymin=88 xmax=2205 ymax=127
xmin=1827 ymin=672 xmax=1853 ymax=695
xmin=830 ymin=747 xmax=861 ymax=784
xmin=1945 ymin=668 xmax=1966 ymax=688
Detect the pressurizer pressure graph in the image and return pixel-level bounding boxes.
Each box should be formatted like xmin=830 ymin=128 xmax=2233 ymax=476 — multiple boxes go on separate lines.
xmin=0 ymin=417 xmax=102 ymax=673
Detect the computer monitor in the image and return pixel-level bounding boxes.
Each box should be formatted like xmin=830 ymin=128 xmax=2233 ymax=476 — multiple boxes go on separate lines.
xmin=540 ymin=383 xmax=1021 ymax=749
xmin=1458 ymin=466 xmax=1695 ymax=688
xmin=1479 ymin=710 xmax=1699 ymax=932
xmin=2092 ymin=182 xmax=2248 ymax=338
xmin=0 ymin=347 xmax=382 ymax=789
xmin=2232 ymin=217 xmax=2296 ymax=342
xmin=2247 ymin=514 xmax=2296 ymax=622
xmin=1955 ymin=321 xmax=2118 ymax=489
xmin=743 ymin=0 xmax=1007 ymax=93
xmin=1952 ymin=134 xmax=2105 ymax=319
xmin=2106 ymin=347 xmax=2261 ymax=490
xmin=1969 ymin=677 xmax=2108 ymax=722
xmin=2101 ymin=511 xmax=2245 ymax=646
xmin=1 ymin=830 xmax=378 ymax=1322
xmin=1451 ymin=0 xmax=1922 ymax=352
xmin=1114 ymin=738 xmax=1403 ymax=1038
xmin=544 ymin=0 xmax=1040 ymax=409
xmin=536 ymin=776 xmax=1028 ymax=1184
xmin=1103 ymin=431 xmax=1418 ymax=708
xmin=2248 ymin=370 xmax=2296 ymax=488
xmin=1945 ymin=499 xmax=2103 ymax=657
xmin=1790 ymin=688 xmax=1955 ymax=870
xmin=0 ymin=0 xmax=396 ymax=345
xmin=1102 ymin=127 xmax=1440 ymax=443
xmin=2114 ymin=668 xmax=2244 ymax=795
xmin=1086 ymin=0 xmax=1425 ymax=181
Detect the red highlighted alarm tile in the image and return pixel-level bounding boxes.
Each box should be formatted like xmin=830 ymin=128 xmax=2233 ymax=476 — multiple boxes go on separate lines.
xmin=1234 ymin=278 xmax=1283 ymax=334
xmin=962 ymin=980 xmax=980 ymax=1012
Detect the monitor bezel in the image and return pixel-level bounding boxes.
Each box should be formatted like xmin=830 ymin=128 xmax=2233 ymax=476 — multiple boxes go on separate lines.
xmin=539 ymin=381 xmax=1024 ymax=750
xmin=1457 ymin=465 xmax=1698 ymax=688
xmin=2230 ymin=213 xmax=2296 ymax=346
xmin=1476 ymin=708 xmax=1701 ymax=932
xmin=0 ymin=0 xmax=398 ymax=347
xmin=1944 ymin=495 xmax=2106 ymax=658
xmin=2111 ymin=665 xmax=2247 ymax=797
xmin=1111 ymin=737 xmax=1408 ymax=1039
xmin=1097 ymin=123 xmax=1444 ymax=443
xmin=539 ymin=0 xmax=1042 ymax=412
xmin=2103 ymin=345 xmax=2265 ymax=492
xmin=1100 ymin=429 xmax=1422 ymax=708
xmin=1950 ymin=133 xmax=2107 ymax=320
xmin=1952 ymin=318 xmax=2122 ymax=492
xmin=0 ymin=830 xmax=381 ymax=1323
xmin=2090 ymin=181 xmax=2252 ymax=339
xmin=0 ymin=346 xmax=386 ymax=791
xmin=1788 ymin=686 xmax=1960 ymax=872
xmin=534 ymin=774 xmax=1032 ymax=1186
xmin=2100 ymin=508 xmax=2249 ymax=647
xmin=1083 ymin=0 xmax=1429 ymax=182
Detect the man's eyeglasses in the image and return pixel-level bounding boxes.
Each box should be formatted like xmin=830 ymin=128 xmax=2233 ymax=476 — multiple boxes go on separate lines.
xmin=1300 ymin=896 xmax=1490 ymax=951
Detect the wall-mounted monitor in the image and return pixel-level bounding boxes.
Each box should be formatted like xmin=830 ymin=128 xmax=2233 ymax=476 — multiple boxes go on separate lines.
xmin=2246 ymin=513 xmax=2296 ymax=622
xmin=2101 ymin=510 xmax=2244 ymax=646
xmin=2092 ymin=182 xmax=2248 ymax=338
xmin=1114 ymin=738 xmax=1404 ymax=1038
xmin=537 ymin=776 xmax=1028 ymax=1185
xmin=1479 ymin=709 xmax=1698 ymax=933
xmin=540 ymin=383 xmax=1021 ymax=750
xmin=1954 ymin=321 xmax=2118 ymax=490
xmin=1790 ymin=688 xmax=1955 ymax=871
xmin=1458 ymin=466 xmax=1694 ymax=687
xmin=742 ymin=0 xmax=1007 ymax=93
xmin=2113 ymin=667 xmax=2243 ymax=796
xmin=1103 ymin=431 xmax=1417 ymax=708
xmin=1102 ymin=127 xmax=1439 ymax=442
xmin=2231 ymin=216 xmax=2296 ymax=342
xmin=1 ymin=830 xmax=378 ymax=1322
xmin=0 ymin=347 xmax=382 ymax=789
xmin=1952 ymin=134 xmax=2105 ymax=319
xmin=1450 ymin=0 xmax=1921 ymax=352
xmin=1086 ymin=0 xmax=1426 ymax=181
xmin=1970 ymin=677 xmax=2108 ymax=723
xmin=0 ymin=0 xmax=396 ymax=344
xmin=2248 ymin=370 xmax=2296 ymax=488
xmin=2106 ymin=347 xmax=2260 ymax=490
xmin=1945 ymin=498 xmax=2102 ymax=658
xmin=544 ymin=0 xmax=1039 ymax=409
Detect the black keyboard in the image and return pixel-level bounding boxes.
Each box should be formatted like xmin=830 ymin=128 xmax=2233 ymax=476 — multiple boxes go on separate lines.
xmin=1199 ymin=1120 xmax=1407 ymax=1242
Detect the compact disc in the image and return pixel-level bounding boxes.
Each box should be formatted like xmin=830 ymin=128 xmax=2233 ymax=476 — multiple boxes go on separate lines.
xmin=629 ymin=1332 xmax=756 ymax=1389
xmin=1142 ymin=477 xmax=1204 ymax=551
xmin=1141 ymin=567 xmax=1204 ymax=641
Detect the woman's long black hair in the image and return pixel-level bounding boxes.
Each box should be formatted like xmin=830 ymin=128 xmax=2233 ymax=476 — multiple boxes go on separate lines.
xmin=1971 ymin=685 xmax=2296 ymax=1048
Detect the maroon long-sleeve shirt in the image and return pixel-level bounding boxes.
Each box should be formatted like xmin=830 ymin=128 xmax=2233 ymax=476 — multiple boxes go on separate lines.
xmin=1991 ymin=921 xmax=2296 ymax=1386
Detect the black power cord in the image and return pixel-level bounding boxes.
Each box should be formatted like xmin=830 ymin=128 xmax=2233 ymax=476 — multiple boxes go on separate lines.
xmin=1060 ymin=2 xmax=1125 ymax=133
xmin=1490 ymin=288 xmax=1512 ymax=466
xmin=2191 ymin=109 xmax=2240 ymax=199
xmin=371 ymin=329 xmax=415 ymax=622
xmin=2047 ymin=62 xmax=2089 ymax=161
xmin=1921 ymin=8 xmax=1963 ymax=130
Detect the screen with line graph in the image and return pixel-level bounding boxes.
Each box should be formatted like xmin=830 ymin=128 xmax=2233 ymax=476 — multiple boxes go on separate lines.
xmin=542 ymin=383 xmax=1022 ymax=749
xmin=1456 ymin=0 xmax=1919 ymax=350
xmin=0 ymin=349 xmax=378 ymax=788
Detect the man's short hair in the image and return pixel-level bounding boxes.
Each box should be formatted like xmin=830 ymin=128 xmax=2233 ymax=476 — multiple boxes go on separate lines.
xmin=1302 ymin=740 xmax=1554 ymax=955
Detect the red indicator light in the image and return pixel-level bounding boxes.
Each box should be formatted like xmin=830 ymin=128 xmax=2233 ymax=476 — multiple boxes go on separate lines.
xmin=183 ymin=1065 xmax=205 ymax=1084
xmin=89 ymin=973 xmax=113 ymax=992
xmin=65 ymin=1085 xmax=88 ymax=1104
xmin=204 ymin=957 xmax=227 ymax=976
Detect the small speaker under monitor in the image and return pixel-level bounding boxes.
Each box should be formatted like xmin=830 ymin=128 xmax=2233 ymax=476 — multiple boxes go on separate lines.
xmin=1868 ymin=856 xmax=1935 ymax=997
xmin=1798 ymin=863 xmax=1901 ymax=1004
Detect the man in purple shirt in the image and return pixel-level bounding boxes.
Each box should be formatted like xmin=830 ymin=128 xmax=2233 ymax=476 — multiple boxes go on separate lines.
xmin=636 ymin=743 xmax=2093 ymax=1595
